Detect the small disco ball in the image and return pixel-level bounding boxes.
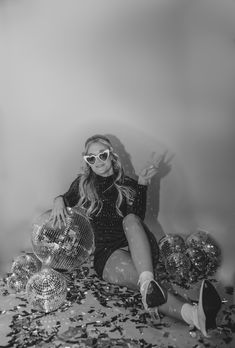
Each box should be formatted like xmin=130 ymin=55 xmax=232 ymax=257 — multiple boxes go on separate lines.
xmin=165 ymin=252 xmax=191 ymax=282
xmin=11 ymin=253 xmax=41 ymax=278
xmin=185 ymin=229 xmax=221 ymax=275
xmin=159 ymin=234 xmax=186 ymax=260
xmin=7 ymin=273 xmax=28 ymax=293
xmin=26 ymin=268 xmax=67 ymax=313
xmin=32 ymin=207 xmax=94 ymax=271
xmin=186 ymin=247 xmax=207 ymax=274
xmin=185 ymin=230 xmax=210 ymax=248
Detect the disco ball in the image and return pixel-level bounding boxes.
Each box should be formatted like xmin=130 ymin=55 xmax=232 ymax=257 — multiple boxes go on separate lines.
xmin=165 ymin=252 xmax=191 ymax=282
xmin=26 ymin=268 xmax=67 ymax=313
xmin=202 ymin=240 xmax=221 ymax=275
xmin=32 ymin=207 xmax=94 ymax=271
xmin=11 ymin=253 xmax=41 ymax=278
xmin=185 ymin=230 xmax=210 ymax=248
xmin=186 ymin=247 xmax=207 ymax=273
xmin=159 ymin=234 xmax=186 ymax=259
xmin=7 ymin=273 xmax=28 ymax=293
xmin=185 ymin=229 xmax=221 ymax=275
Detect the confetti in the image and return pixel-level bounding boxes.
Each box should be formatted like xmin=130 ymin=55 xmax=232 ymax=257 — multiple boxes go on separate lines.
xmin=0 ymin=256 xmax=234 ymax=348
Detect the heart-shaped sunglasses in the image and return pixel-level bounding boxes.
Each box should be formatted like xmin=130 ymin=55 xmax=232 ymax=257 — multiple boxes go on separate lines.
xmin=83 ymin=149 xmax=110 ymax=165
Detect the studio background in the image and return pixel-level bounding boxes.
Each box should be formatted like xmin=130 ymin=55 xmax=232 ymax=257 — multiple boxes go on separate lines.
xmin=1 ymin=0 xmax=235 ymax=276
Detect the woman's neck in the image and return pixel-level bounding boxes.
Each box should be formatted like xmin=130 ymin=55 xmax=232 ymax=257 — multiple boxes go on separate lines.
xmin=96 ymin=167 xmax=114 ymax=178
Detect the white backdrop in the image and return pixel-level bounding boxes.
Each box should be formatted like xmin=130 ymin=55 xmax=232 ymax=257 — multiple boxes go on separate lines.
xmin=1 ymin=0 xmax=235 ymax=276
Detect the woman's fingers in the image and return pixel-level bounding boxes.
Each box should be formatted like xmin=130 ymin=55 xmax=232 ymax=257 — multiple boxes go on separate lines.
xmin=50 ymin=213 xmax=57 ymax=227
xmin=139 ymin=150 xmax=175 ymax=183
xmin=140 ymin=151 xmax=175 ymax=183
xmin=49 ymin=209 xmax=68 ymax=228
xmin=148 ymin=165 xmax=159 ymax=174
xmin=60 ymin=210 xmax=68 ymax=227
xmin=154 ymin=150 xmax=168 ymax=166
xmin=141 ymin=169 xmax=158 ymax=182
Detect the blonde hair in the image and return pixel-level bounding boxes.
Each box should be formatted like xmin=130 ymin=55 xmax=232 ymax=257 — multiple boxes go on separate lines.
xmin=77 ymin=135 xmax=134 ymax=219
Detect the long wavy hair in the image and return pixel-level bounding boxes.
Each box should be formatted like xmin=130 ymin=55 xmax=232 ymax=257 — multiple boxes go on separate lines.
xmin=77 ymin=135 xmax=135 ymax=219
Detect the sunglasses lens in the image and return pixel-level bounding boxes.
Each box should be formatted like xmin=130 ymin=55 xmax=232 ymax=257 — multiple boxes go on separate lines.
xmin=99 ymin=151 xmax=109 ymax=161
xmin=86 ymin=156 xmax=96 ymax=164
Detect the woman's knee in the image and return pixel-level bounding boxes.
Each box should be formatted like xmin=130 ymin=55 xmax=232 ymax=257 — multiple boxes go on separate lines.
xmin=122 ymin=213 xmax=141 ymax=230
xmin=102 ymin=249 xmax=139 ymax=288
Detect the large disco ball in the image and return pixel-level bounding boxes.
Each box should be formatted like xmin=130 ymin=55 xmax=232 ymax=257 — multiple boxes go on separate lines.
xmin=7 ymin=273 xmax=28 ymax=293
xmin=159 ymin=234 xmax=186 ymax=259
xmin=26 ymin=268 xmax=67 ymax=313
xmin=165 ymin=252 xmax=191 ymax=282
xmin=11 ymin=253 xmax=41 ymax=278
xmin=32 ymin=207 xmax=94 ymax=271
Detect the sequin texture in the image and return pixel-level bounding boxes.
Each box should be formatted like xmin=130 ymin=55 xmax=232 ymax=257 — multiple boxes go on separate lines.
xmin=62 ymin=173 xmax=148 ymax=278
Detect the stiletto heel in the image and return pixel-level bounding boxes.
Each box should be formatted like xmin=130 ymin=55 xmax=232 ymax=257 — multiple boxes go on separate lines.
xmin=197 ymin=280 xmax=222 ymax=336
xmin=140 ymin=279 xmax=167 ymax=310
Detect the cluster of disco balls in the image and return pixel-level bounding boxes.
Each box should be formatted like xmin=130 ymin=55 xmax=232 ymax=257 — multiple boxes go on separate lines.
xmin=159 ymin=230 xmax=221 ymax=285
xmin=7 ymin=207 xmax=94 ymax=313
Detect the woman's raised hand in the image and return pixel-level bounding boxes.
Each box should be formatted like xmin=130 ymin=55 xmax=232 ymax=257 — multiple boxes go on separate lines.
xmin=138 ymin=165 xmax=159 ymax=185
xmin=49 ymin=196 xmax=69 ymax=229
xmin=138 ymin=150 xmax=174 ymax=185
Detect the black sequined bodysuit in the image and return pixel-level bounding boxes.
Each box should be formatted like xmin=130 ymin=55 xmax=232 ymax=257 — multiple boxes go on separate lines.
xmin=62 ymin=173 xmax=148 ymax=278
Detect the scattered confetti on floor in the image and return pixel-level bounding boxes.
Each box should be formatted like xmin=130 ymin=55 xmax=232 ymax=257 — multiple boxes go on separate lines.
xmin=0 ymin=257 xmax=234 ymax=348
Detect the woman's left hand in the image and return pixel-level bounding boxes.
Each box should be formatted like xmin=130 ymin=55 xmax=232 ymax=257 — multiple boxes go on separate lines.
xmin=138 ymin=150 xmax=174 ymax=185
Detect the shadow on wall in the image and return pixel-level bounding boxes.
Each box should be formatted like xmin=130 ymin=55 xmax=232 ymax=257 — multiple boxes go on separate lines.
xmin=105 ymin=133 xmax=200 ymax=240
xmin=105 ymin=133 xmax=167 ymax=240
xmin=105 ymin=133 xmax=137 ymax=179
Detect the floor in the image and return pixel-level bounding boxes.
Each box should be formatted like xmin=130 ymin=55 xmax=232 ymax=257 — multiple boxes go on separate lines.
xmin=0 ymin=255 xmax=234 ymax=348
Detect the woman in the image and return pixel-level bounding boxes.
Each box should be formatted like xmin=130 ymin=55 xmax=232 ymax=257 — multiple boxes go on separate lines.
xmin=50 ymin=134 xmax=222 ymax=337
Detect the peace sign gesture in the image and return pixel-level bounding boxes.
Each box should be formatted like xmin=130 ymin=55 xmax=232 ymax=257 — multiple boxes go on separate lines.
xmin=138 ymin=150 xmax=174 ymax=185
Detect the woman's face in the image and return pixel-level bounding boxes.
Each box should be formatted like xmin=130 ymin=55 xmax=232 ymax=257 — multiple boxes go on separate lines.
xmin=85 ymin=141 xmax=114 ymax=177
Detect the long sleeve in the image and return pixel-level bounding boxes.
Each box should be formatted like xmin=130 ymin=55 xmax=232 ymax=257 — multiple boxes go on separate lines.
xmin=124 ymin=176 xmax=148 ymax=221
xmin=62 ymin=176 xmax=81 ymax=208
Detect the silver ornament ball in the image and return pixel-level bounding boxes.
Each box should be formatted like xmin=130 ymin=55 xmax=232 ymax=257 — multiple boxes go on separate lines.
xmin=159 ymin=234 xmax=186 ymax=259
xmin=186 ymin=247 xmax=207 ymax=273
xmin=11 ymin=253 xmax=41 ymax=278
xmin=7 ymin=273 xmax=28 ymax=293
xmin=186 ymin=230 xmax=221 ymax=275
xmin=165 ymin=252 xmax=191 ymax=282
xmin=185 ymin=230 xmax=210 ymax=248
xmin=26 ymin=268 xmax=67 ymax=313
xmin=202 ymin=240 xmax=221 ymax=275
xmin=31 ymin=207 xmax=94 ymax=271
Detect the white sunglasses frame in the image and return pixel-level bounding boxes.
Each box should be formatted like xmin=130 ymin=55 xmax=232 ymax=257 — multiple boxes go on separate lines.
xmin=83 ymin=149 xmax=111 ymax=165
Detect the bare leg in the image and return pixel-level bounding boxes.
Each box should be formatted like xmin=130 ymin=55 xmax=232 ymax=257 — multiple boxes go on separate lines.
xmin=102 ymin=248 xmax=139 ymax=290
xmin=103 ymin=248 xmax=184 ymax=321
xmin=103 ymin=250 xmax=222 ymax=337
xmin=121 ymin=214 xmax=167 ymax=309
xmin=122 ymin=213 xmax=153 ymax=275
xmin=159 ymin=293 xmax=187 ymax=321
